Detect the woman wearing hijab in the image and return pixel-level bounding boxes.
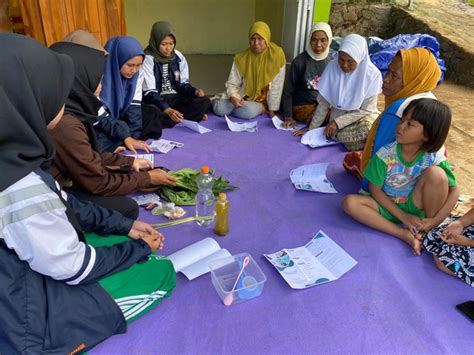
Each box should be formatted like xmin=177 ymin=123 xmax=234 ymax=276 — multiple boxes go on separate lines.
xmin=281 ymin=22 xmax=332 ymax=128
xmin=212 ymin=21 xmax=286 ymax=119
xmin=96 ymin=35 xmax=158 ymax=152
xmin=0 ymin=33 xmax=175 ymax=354
xmin=293 ymin=34 xmax=382 ymax=151
xmin=343 ymin=48 xmax=442 ymax=184
xmin=142 ymin=20 xmax=210 ymax=127
xmin=48 ymin=41 xmax=176 ymax=219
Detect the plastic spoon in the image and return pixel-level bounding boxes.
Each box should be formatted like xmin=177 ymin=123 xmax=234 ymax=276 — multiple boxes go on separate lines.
xmin=223 ymin=256 xmax=250 ymax=306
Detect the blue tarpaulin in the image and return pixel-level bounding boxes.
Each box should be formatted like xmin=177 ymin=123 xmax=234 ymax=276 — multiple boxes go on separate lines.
xmin=368 ymin=33 xmax=446 ymax=83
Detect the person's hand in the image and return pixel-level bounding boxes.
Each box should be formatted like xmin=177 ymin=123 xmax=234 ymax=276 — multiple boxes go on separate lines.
xmin=164 ymin=107 xmax=184 ymax=122
xmin=132 ymin=157 xmax=153 ymax=172
xmin=142 ymin=233 xmax=165 ymax=252
xmin=442 ymin=220 xmax=464 ymax=238
xmin=113 ymin=146 xmax=126 ymax=153
xmin=419 ymin=217 xmax=437 ymax=232
xmin=401 ymin=213 xmax=423 ymax=234
xmin=229 ymin=96 xmax=244 ymax=108
xmin=324 ymin=121 xmax=338 ymax=137
xmin=292 ymin=127 xmax=309 ymax=137
xmin=129 ymin=220 xmax=159 ymax=239
xmin=124 ymin=137 xmax=151 ymax=154
xmin=440 ymin=232 xmax=471 ymax=247
xmin=282 ymin=117 xmax=297 ymax=129
xmin=195 ymin=88 xmax=205 ymax=97
xmin=148 ymin=168 xmax=177 ymax=186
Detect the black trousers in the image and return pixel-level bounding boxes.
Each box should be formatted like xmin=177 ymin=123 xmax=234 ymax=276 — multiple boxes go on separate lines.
xmin=65 ymin=188 xmax=139 ymax=220
xmin=142 ymin=94 xmax=211 ymax=132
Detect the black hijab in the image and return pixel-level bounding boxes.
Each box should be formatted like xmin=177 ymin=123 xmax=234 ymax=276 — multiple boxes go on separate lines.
xmin=49 ymin=42 xmax=105 ymax=151
xmin=0 ymin=33 xmax=74 ymax=191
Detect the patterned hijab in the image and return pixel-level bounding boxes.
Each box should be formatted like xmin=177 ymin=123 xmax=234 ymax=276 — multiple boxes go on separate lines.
xmin=144 ymin=21 xmax=176 ymax=64
xmin=306 ymin=22 xmax=333 ymax=61
xmin=0 ymin=33 xmax=74 ymax=191
xmin=100 ymin=36 xmax=144 ymax=118
xmin=234 ymin=21 xmax=286 ymax=101
xmin=361 ymin=47 xmax=442 ymax=171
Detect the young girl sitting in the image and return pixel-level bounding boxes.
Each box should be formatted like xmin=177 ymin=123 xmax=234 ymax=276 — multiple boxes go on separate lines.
xmin=423 ymin=207 xmax=474 ymax=286
xmin=343 ymin=98 xmax=459 ymax=255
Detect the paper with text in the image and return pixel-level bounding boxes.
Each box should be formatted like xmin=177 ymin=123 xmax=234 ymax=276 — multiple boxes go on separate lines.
xmin=225 ymin=115 xmax=257 ymax=132
xmin=272 ymin=116 xmax=306 ymax=131
xmin=264 ymin=230 xmax=357 ymax=289
xmin=301 ymin=127 xmax=341 ymax=148
xmin=290 ymin=163 xmax=337 ymax=193
xmin=124 ymin=153 xmax=154 ymax=167
xmin=149 ymin=139 xmax=184 ymax=154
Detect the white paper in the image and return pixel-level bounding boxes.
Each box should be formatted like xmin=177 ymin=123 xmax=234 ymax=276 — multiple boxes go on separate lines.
xmin=167 ymin=238 xmax=231 ymax=280
xmin=264 ymin=230 xmax=357 ymax=289
xmin=225 ymin=115 xmax=257 ymax=132
xmin=301 ymin=127 xmax=341 ymax=148
xmin=124 ymin=153 xmax=154 ymax=167
xmin=271 ymin=116 xmax=305 ymax=131
xmin=290 ymin=163 xmax=337 ymax=193
xmin=149 ymin=139 xmax=184 ymax=154
xmin=180 ymin=119 xmax=212 ymax=134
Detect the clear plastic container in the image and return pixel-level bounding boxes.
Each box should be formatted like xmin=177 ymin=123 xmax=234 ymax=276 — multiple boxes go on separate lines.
xmin=209 ymin=253 xmax=267 ymax=306
xmin=195 ymin=165 xmax=215 ymax=226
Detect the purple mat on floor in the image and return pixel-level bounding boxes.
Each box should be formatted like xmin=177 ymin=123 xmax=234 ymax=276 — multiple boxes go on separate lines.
xmin=92 ymin=114 xmax=472 ymax=354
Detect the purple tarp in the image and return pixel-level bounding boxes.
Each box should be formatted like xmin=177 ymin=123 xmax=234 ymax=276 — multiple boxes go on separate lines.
xmin=92 ymin=114 xmax=472 ymax=354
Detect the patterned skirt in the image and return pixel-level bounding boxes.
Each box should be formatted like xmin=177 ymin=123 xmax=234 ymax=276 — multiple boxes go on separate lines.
xmin=423 ymin=218 xmax=474 ymax=287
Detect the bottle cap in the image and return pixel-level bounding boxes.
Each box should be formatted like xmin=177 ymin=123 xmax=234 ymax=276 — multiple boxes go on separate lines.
xmin=218 ymin=192 xmax=226 ymax=201
xmin=200 ymin=165 xmax=209 ymax=174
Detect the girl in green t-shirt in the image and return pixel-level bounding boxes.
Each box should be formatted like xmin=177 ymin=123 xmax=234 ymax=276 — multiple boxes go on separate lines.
xmin=343 ymin=98 xmax=459 ymax=255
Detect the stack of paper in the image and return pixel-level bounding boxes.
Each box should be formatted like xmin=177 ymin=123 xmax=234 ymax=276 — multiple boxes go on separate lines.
xmin=225 ymin=115 xmax=257 ymax=132
xmin=290 ymin=163 xmax=337 ymax=193
xmin=149 ymin=139 xmax=184 ymax=154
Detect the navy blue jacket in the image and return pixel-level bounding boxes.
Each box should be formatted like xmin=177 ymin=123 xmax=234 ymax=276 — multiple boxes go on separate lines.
xmin=0 ymin=170 xmax=149 ymax=354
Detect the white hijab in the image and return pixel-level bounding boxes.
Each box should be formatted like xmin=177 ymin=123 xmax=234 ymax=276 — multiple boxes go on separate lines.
xmin=317 ymin=34 xmax=382 ymax=111
xmin=306 ymin=22 xmax=333 ymax=61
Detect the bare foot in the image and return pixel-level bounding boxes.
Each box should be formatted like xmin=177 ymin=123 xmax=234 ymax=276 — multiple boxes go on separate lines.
xmin=400 ymin=229 xmax=423 ymax=255
xmin=202 ymin=114 xmax=208 ymax=121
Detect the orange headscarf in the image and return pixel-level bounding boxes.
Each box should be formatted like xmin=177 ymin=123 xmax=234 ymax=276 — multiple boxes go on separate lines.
xmin=360 ymin=47 xmax=441 ymax=172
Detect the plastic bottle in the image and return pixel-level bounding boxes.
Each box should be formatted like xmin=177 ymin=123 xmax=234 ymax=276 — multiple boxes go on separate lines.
xmin=214 ymin=193 xmax=229 ymax=236
xmin=195 ymin=165 xmax=215 ymax=226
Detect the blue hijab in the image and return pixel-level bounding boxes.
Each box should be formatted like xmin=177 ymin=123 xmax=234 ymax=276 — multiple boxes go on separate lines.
xmin=100 ymin=36 xmax=144 ymax=118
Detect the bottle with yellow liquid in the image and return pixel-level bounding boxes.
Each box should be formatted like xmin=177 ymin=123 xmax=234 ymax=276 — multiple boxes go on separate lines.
xmin=214 ymin=193 xmax=229 ymax=236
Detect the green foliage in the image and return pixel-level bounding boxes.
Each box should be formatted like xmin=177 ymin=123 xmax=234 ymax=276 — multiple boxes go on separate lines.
xmin=158 ymin=168 xmax=238 ymax=206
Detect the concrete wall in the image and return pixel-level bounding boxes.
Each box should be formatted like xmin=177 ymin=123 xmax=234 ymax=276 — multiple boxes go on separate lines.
xmin=124 ymin=0 xmax=283 ymax=55
xmin=329 ymin=0 xmax=395 ymax=37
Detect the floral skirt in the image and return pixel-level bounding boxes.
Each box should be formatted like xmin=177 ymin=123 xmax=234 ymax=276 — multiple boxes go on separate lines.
xmin=423 ymin=218 xmax=474 ymax=287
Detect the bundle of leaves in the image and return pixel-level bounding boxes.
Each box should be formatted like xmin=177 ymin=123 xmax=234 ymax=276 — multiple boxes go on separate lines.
xmin=158 ymin=168 xmax=238 ymax=205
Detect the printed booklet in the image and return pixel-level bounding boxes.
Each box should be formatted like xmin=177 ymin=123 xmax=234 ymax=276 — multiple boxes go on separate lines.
xmin=168 ymin=238 xmax=231 ymax=280
xmin=264 ymin=230 xmax=357 ymax=289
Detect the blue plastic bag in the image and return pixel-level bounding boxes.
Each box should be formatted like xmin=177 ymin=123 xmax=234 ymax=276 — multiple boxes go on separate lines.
xmin=368 ymin=33 xmax=446 ymax=83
